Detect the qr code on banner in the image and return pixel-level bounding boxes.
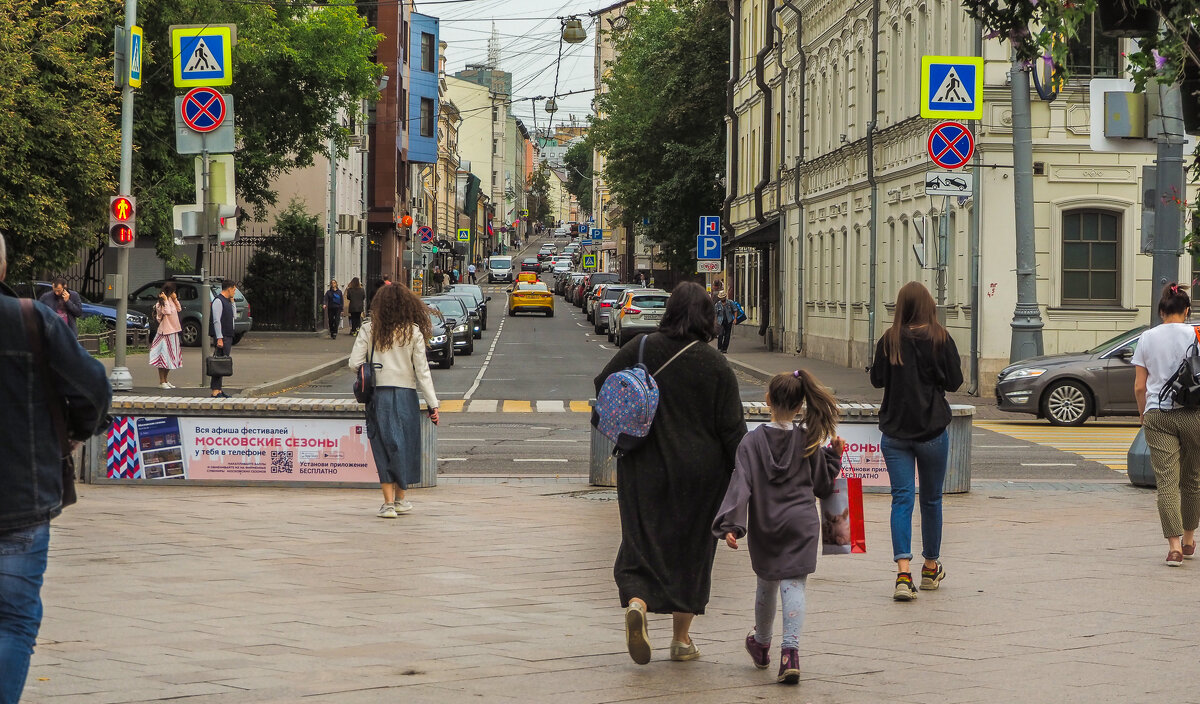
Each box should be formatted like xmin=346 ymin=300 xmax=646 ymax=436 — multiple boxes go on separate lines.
xmin=270 ymin=450 xmax=294 ymax=474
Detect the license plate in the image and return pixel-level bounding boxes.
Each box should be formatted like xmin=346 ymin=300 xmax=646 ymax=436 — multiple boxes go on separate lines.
xmin=643 ymin=314 xmax=662 ymax=320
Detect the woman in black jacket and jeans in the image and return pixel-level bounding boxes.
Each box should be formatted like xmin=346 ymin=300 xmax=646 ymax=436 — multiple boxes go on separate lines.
xmin=869 ymin=281 xmax=963 ymax=601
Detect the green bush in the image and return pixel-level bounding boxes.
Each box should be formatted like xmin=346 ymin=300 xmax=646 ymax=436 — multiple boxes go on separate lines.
xmin=77 ymin=315 xmax=106 ymax=336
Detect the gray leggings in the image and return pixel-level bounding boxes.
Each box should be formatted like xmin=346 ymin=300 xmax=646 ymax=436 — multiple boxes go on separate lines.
xmin=752 ymin=576 xmax=807 ymax=650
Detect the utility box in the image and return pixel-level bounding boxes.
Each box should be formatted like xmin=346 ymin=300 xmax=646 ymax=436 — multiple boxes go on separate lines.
xmin=1105 ymin=91 xmax=1146 ymax=138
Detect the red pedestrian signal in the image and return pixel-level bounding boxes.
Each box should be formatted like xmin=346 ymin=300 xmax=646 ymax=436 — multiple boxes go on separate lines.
xmin=108 ymin=195 xmax=137 ymax=248
xmin=110 ymin=224 xmax=135 ymax=245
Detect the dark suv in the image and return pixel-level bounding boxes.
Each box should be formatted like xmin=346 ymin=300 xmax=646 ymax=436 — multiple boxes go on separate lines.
xmin=123 ymin=277 xmax=253 ymax=347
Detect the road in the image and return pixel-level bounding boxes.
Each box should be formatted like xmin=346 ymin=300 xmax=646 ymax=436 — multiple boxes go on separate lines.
xmin=286 ymin=234 xmax=1138 ymax=485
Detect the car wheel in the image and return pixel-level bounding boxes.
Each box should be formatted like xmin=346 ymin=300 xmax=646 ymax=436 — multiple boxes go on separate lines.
xmin=608 ymin=330 xmax=615 ymax=343
xmin=1041 ymin=380 xmax=1094 ymax=426
xmin=440 ymin=352 xmax=453 ymax=369
xmin=180 ymin=319 xmax=201 ymax=347
xmin=473 ymin=327 xmax=482 ymax=339
xmin=233 ymin=333 xmax=244 ymax=345
xmin=546 ymin=309 xmax=554 ymax=317
xmin=617 ymin=333 xmax=628 ymax=347
xmin=462 ymin=339 xmax=474 ymax=355
xmin=594 ymin=322 xmax=603 ymax=335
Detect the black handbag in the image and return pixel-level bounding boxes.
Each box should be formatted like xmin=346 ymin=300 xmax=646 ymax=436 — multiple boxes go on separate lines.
xmin=353 ymin=341 xmax=381 ymax=404
xmin=205 ymin=355 xmax=234 ymax=377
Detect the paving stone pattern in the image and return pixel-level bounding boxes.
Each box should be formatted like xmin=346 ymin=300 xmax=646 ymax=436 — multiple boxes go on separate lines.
xmin=26 ymin=482 xmax=1193 ymax=703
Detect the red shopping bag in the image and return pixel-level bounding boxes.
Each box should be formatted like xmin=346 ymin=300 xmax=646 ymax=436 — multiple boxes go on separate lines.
xmin=822 ymin=455 xmax=866 ymax=555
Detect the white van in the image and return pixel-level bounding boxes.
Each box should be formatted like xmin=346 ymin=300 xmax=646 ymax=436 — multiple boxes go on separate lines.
xmin=488 ymin=256 xmax=514 ymax=283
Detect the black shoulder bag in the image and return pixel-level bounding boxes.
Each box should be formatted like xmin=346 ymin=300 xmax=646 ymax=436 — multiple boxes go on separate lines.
xmin=20 ymin=299 xmax=77 ymax=507
xmin=353 ymin=336 xmax=381 ymax=404
xmin=1161 ymin=327 xmax=1200 ymax=409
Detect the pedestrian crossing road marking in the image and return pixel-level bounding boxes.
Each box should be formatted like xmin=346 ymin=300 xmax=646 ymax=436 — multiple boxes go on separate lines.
xmin=974 ymin=421 xmax=1140 ymax=474
xmin=439 ymin=400 xmax=590 ymax=413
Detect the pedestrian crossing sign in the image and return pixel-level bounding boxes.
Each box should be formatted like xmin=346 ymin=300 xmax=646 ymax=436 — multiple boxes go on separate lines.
xmin=457 ymin=228 xmax=471 ymax=242
xmin=920 ymin=56 xmax=983 ymax=120
xmin=582 ymin=254 xmax=596 ymax=270
xmin=171 ymin=24 xmax=235 ymax=88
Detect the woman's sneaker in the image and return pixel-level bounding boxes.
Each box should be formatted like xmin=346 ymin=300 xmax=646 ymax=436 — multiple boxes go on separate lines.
xmin=393 ymin=500 xmax=413 ymax=514
xmin=745 ymin=630 xmax=770 ymax=669
xmin=377 ymin=503 xmax=398 ymax=519
xmin=624 ymin=602 xmax=652 ymax=665
xmin=776 ymin=648 xmax=800 ymax=684
xmin=920 ymin=561 xmax=945 ymax=590
xmin=893 ymin=573 xmax=918 ymax=601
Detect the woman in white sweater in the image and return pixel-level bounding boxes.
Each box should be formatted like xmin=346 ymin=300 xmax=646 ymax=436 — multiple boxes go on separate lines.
xmin=349 ymin=284 xmax=440 ymax=518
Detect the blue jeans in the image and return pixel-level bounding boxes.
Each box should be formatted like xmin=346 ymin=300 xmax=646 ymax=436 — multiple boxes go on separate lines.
xmin=0 ymin=522 xmax=49 ymax=704
xmin=882 ymin=431 xmax=949 ymax=563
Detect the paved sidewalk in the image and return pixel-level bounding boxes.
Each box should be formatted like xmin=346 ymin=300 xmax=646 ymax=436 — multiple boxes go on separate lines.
xmin=720 ymin=328 xmax=1018 ymax=420
xmin=25 ymin=480 xmax=1193 ymax=703
xmin=98 ymin=332 xmax=352 ymax=396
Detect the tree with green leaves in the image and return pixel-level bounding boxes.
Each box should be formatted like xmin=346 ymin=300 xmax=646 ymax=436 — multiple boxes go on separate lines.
xmin=528 ymin=161 xmax=552 ymax=225
xmin=0 ymin=0 xmax=120 ymax=281
xmin=242 ymin=201 xmax=320 ymax=331
xmin=588 ymin=0 xmax=728 ymax=274
xmin=133 ymin=0 xmax=384 ymax=267
xmin=563 ymin=140 xmax=593 ymax=216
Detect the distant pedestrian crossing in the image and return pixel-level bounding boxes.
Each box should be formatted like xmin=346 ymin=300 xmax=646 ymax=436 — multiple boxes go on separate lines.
xmin=974 ymin=421 xmax=1140 ymax=474
xmin=440 ymin=399 xmax=592 ymax=413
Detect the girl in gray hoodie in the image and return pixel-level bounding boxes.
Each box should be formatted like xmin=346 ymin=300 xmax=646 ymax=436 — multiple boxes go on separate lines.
xmin=713 ymin=370 xmax=845 ymax=684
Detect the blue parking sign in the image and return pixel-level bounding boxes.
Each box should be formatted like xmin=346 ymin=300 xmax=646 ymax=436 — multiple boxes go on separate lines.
xmin=697 ymin=234 xmax=721 ymax=260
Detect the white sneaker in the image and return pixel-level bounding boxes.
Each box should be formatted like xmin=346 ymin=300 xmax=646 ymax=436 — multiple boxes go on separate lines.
xmin=377 ymin=503 xmax=398 ymax=519
xmin=160 ymin=383 xmax=172 ymax=390
xmin=393 ymin=500 xmax=413 ymax=514
xmin=166 ymin=382 xmax=176 ymax=389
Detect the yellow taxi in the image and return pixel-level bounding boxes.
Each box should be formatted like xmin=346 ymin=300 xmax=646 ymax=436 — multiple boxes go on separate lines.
xmin=508 ymin=281 xmax=554 ymax=317
xmin=516 ymin=272 xmax=539 ymax=284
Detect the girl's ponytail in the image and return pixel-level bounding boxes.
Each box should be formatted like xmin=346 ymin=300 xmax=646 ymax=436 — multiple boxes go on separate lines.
xmin=795 ymin=370 xmax=840 ymax=456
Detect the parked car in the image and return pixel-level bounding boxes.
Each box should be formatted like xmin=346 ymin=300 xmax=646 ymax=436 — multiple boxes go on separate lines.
xmin=12 ymin=281 xmax=150 ymax=333
xmin=425 ymin=308 xmax=455 ymax=369
xmin=508 ymin=282 xmax=554 ymax=317
xmin=585 ymin=283 xmax=606 ymax=321
xmin=521 ymin=258 xmax=540 ymax=273
xmin=564 ymin=273 xmax=587 ymax=301
xmin=487 ymin=256 xmax=514 ymax=283
xmin=423 ymin=297 xmax=475 ymax=355
xmin=447 ymin=282 xmax=490 ymax=327
xmin=124 ymin=276 xmax=252 ymax=347
xmin=593 ymin=285 xmax=631 ymax=334
xmin=610 ymin=289 xmax=669 ymax=346
xmin=996 ymin=322 xmax=1200 ymax=426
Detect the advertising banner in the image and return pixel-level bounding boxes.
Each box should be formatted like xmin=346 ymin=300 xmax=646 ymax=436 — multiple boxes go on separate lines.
xmin=106 ymin=416 xmax=379 ymax=483
xmin=747 ymin=421 xmax=890 ymax=488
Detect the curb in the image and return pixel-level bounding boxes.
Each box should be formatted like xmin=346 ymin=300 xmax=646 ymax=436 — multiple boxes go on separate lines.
xmin=238 ymin=355 xmax=351 ymax=397
xmin=724 ymin=356 xmax=776 ymax=384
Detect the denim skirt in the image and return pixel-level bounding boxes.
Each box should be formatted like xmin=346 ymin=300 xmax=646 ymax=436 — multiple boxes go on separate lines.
xmin=366 ymin=387 xmax=421 ymax=489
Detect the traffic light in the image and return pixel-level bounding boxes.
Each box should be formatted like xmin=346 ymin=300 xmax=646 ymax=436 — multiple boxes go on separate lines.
xmin=109 ymin=195 xmax=136 ymax=247
xmin=217 ymin=204 xmax=240 ymax=243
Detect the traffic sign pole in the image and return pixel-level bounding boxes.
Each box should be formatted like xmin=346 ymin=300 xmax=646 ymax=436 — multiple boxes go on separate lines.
xmin=199 ymin=145 xmax=213 ymax=389
xmin=1008 ymin=60 xmax=1044 ymax=362
xmin=110 ymin=0 xmax=137 ymax=392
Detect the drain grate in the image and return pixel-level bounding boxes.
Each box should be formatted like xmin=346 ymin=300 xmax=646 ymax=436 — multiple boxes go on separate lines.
xmin=563 ymin=489 xmax=617 ymax=501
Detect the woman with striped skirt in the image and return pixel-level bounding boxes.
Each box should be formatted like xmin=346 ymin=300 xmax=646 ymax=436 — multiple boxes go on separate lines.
xmin=149 ymin=281 xmax=183 ymax=389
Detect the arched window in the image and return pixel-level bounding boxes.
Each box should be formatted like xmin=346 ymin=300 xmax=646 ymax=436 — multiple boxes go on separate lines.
xmin=1062 ymin=209 xmax=1120 ymax=306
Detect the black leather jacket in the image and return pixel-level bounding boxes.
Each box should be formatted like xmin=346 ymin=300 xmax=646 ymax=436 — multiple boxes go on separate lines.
xmin=0 ymin=283 xmax=111 ymax=532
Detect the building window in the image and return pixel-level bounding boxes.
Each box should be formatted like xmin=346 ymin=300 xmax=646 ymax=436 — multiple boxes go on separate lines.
xmin=492 ymin=138 xmax=498 ymax=154
xmin=1062 ymin=209 xmax=1120 ymax=306
xmin=420 ymin=98 xmax=434 ymax=137
xmin=492 ymin=106 xmax=499 ymax=121
xmin=1065 ymin=15 xmax=1120 ymax=78
xmin=421 ymin=33 xmax=435 ymax=72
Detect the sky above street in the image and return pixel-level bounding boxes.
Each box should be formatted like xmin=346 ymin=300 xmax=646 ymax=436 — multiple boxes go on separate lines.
xmin=430 ymin=0 xmax=599 ymax=135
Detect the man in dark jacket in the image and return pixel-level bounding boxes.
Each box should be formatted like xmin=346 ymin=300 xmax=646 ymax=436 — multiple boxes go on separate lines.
xmin=37 ymin=277 xmax=84 ymax=336
xmin=0 ymin=235 xmax=111 ymax=702
xmin=208 ymin=279 xmax=237 ymax=398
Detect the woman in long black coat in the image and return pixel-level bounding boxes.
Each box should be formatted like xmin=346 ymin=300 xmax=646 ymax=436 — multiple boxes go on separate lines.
xmin=594 ymin=282 xmax=747 ymax=665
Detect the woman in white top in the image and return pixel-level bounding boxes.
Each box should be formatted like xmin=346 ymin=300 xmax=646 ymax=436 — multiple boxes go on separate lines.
xmin=349 ymin=284 xmax=440 ymax=518
xmin=1132 ymin=283 xmax=1200 ymax=566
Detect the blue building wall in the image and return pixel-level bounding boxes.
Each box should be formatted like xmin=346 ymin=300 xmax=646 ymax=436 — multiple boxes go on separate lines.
xmin=408 ymin=13 xmax=439 ymax=165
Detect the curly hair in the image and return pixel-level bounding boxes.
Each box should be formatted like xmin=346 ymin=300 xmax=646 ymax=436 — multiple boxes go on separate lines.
xmin=370 ymin=283 xmax=432 ymax=351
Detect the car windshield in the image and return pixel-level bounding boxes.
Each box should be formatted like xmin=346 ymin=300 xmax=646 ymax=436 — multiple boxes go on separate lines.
xmin=1085 ymin=326 xmax=1147 ymax=355
xmin=632 ymin=295 xmax=668 ymax=308
xmin=517 ymin=283 xmax=549 ymax=292
xmin=491 ymin=260 xmax=511 ymax=269
xmin=523 ymin=259 xmax=538 ymax=265
xmin=446 ymin=291 xmax=480 ymax=305
xmin=427 ymin=298 xmax=467 ymax=317
xmin=602 ymin=287 xmax=629 ymax=301
xmin=427 ymin=308 xmax=447 ymax=328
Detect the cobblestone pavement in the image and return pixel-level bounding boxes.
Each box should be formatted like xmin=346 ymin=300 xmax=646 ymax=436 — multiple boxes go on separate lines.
xmin=25 ymin=480 xmax=1195 ymax=703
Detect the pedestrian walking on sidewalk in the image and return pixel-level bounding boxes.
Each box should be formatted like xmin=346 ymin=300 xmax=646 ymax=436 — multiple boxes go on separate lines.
xmin=345 ymin=278 xmax=366 ymax=336
xmin=869 ymin=281 xmax=963 ymax=601
xmin=323 ymin=279 xmax=344 ymax=339
xmin=467 ymin=262 xmax=477 ymax=284
xmin=350 ymin=284 xmax=440 ymax=519
xmin=0 ymin=234 xmax=112 ymax=704
xmin=594 ymin=281 xmax=746 ymax=665
xmin=714 ymin=290 xmax=736 ymax=353
xmin=149 ymin=282 xmax=183 ymax=389
xmin=209 ymin=280 xmax=238 ymax=399
xmin=1132 ymin=283 xmax=1200 ymax=567
xmin=713 ymin=370 xmax=845 ymax=684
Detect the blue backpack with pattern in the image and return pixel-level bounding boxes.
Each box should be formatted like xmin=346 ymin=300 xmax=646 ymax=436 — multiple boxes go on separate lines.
xmin=592 ymin=336 xmax=697 ymax=456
